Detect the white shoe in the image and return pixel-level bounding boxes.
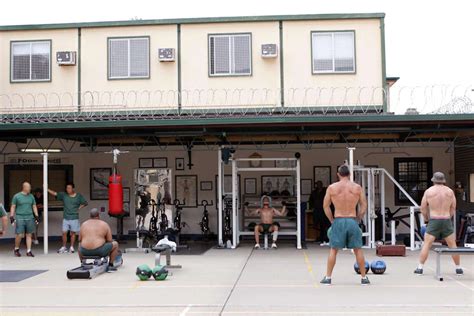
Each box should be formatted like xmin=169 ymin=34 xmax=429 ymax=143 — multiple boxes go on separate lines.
xmin=254 ymin=244 xmax=261 ymax=249
xmin=271 ymin=243 xmax=277 ymax=249
xmin=69 ymin=247 xmax=75 ymax=253
xmin=57 ymin=246 xmax=68 ymax=254
xmin=320 ymin=242 xmax=329 ymax=247
xmin=32 ymin=239 xmax=39 ymax=245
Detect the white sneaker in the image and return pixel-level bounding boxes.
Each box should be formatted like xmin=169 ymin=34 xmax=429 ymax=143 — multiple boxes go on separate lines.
xmin=254 ymin=244 xmax=261 ymax=249
xmin=320 ymin=242 xmax=329 ymax=247
xmin=32 ymin=239 xmax=39 ymax=245
xmin=271 ymin=243 xmax=277 ymax=249
xmin=69 ymin=246 xmax=75 ymax=253
xmin=57 ymin=246 xmax=68 ymax=254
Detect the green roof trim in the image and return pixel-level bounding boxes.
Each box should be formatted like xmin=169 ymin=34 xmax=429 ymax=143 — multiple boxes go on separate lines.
xmin=0 ymin=13 xmax=385 ymax=31
xmin=0 ymin=113 xmax=471 ymax=131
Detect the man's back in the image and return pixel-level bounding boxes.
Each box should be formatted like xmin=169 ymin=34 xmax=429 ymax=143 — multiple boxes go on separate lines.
xmin=80 ymin=219 xmax=110 ymax=249
xmin=329 ymin=180 xmax=362 ymax=218
xmin=424 ymin=185 xmax=455 ymax=218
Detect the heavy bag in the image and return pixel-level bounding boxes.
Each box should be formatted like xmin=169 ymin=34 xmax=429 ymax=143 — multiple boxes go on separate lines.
xmin=108 ymin=174 xmax=123 ymax=216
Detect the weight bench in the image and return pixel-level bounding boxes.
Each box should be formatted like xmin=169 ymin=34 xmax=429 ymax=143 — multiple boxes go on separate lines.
xmin=433 ymin=247 xmax=474 ymax=281
xmin=67 ymin=251 xmax=123 ymax=279
xmin=152 ymin=245 xmax=181 ymax=268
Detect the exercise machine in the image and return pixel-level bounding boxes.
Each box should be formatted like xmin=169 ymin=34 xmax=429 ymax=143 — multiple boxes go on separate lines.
xmin=199 ymin=200 xmax=213 ymax=236
xmin=217 ymin=148 xmax=302 ymax=249
xmin=67 ymin=250 xmax=123 ymax=279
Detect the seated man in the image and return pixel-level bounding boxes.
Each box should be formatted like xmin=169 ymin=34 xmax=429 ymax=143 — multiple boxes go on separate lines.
xmin=252 ymin=196 xmax=287 ymax=249
xmin=78 ymin=208 xmax=119 ymax=269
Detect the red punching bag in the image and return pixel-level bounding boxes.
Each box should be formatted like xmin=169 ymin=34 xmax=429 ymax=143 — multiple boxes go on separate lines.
xmin=108 ymin=174 xmax=123 ymax=216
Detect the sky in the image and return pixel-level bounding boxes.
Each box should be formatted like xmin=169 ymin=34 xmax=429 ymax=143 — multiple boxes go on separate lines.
xmin=1 ymin=0 xmax=473 ymax=87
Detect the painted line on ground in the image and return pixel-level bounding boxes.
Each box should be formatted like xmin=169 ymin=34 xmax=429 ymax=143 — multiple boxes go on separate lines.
xmin=426 ymin=266 xmax=474 ymax=291
xmin=302 ymin=250 xmax=319 ymax=288
xmin=179 ymin=304 xmax=192 ymax=316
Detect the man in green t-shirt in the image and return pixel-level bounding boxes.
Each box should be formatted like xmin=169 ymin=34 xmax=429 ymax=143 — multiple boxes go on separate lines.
xmin=48 ymin=183 xmax=88 ymax=253
xmin=10 ymin=181 xmax=39 ymax=257
xmin=0 ymin=203 xmax=8 ymax=237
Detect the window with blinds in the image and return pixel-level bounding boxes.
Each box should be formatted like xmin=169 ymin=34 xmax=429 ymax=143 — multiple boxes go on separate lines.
xmin=209 ymin=34 xmax=251 ymax=76
xmin=312 ymin=31 xmax=355 ymax=74
xmin=11 ymin=41 xmax=51 ymax=82
xmin=108 ymin=37 xmax=149 ymax=79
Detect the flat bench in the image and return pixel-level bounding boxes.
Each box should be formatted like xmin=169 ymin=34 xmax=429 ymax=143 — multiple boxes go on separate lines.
xmin=433 ymin=247 xmax=474 ymax=281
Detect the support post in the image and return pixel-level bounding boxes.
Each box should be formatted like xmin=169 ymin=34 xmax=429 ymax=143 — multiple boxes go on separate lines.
xmin=217 ymin=148 xmax=223 ymax=246
xmin=231 ymin=159 xmax=237 ymax=249
xmin=41 ymin=153 xmax=49 ymax=255
xmin=347 ymin=147 xmax=355 ymax=182
xmin=380 ymin=173 xmax=386 ymax=242
xmin=367 ymin=170 xmax=373 ymax=248
xmin=410 ymin=206 xmax=415 ymax=251
xmin=391 ymin=220 xmax=396 ymax=245
xmin=296 ymin=157 xmax=302 ymax=249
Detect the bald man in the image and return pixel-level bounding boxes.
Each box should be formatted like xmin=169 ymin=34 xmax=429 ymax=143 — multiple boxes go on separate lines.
xmin=78 ymin=208 xmax=119 ymax=269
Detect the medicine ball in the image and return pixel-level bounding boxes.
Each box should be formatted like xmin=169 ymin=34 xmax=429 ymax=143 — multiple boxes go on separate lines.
xmin=136 ymin=264 xmax=152 ymax=281
xmin=327 ymin=227 xmax=332 ymax=239
xmin=354 ymin=260 xmax=370 ymax=274
xmin=152 ymin=265 xmax=169 ymax=281
xmin=370 ymin=260 xmax=387 ymax=274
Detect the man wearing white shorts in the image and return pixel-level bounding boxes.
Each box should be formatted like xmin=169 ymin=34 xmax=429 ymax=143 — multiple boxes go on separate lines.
xmin=48 ymin=183 xmax=88 ymax=253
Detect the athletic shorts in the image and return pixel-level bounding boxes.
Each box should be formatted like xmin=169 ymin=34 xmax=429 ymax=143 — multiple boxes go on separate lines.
xmin=426 ymin=219 xmax=454 ymax=240
xmin=79 ymin=242 xmax=113 ymax=257
xmin=63 ymin=219 xmax=80 ymax=233
xmin=329 ymin=217 xmax=363 ymax=249
xmin=259 ymin=223 xmax=272 ymax=233
xmin=15 ymin=218 xmax=35 ymax=235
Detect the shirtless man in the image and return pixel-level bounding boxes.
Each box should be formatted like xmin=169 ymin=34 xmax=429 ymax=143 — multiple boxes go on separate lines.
xmin=252 ymin=196 xmax=287 ymax=249
xmin=414 ymin=172 xmax=462 ymax=275
xmin=78 ymin=208 xmax=119 ymax=269
xmin=320 ymin=165 xmax=369 ymax=285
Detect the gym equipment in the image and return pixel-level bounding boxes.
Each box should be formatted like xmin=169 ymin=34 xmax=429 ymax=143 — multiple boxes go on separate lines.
xmin=353 ymin=260 xmax=370 ymax=274
xmin=198 ymin=200 xmax=213 ymax=235
xmin=459 ymin=214 xmax=474 ymax=247
xmin=152 ymin=265 xmax=168 ymax=280
xmin=152 ymin=243 xmax=182 ymax=269
xmin=67 ymin=250 xmax=123 ymax=279
xmin=370 ymin=260 xmax=387 ymax=274
xmin=107 ymin=149 xmax=127 ymax=216
xmin=434 ymin=247 xmax=474 ymax=281
xmin=136 ymin=264 xmax=153 ymax=281
xmin=173 ymin=199 xmax=187 ymax=233
xmin=327 ymin=226 xmax=332 ymax=240
xmin=217 ymin=149 xmax=302 ymax=249
xmin=376 ymin=244 xmax=406 ymax=257
xmin=420 ymin=225 xmax=427 ymax=238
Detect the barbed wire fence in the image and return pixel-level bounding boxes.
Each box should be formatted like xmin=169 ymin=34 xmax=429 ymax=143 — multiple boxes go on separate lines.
xmin=0 ymin=84 xmax=472 ymax=122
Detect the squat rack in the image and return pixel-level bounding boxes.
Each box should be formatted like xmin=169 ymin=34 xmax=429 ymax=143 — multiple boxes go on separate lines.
xmin=217 ymin=148 xmax=302 ymax=249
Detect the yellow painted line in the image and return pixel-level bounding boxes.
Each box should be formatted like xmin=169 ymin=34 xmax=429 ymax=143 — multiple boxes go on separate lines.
xmin=302 ymin=250 xmax=319 ymax=288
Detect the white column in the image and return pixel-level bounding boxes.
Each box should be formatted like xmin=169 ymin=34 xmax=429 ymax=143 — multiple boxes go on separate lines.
xmin=41 ymin=153 xmax=49 ymax=255
xmin=217 ymin=148 xmax=223 ymax=246
xmin=231 ymin=159 xmax=237 ymax=249
xmin=380 ymin=173 xmax=386 ymax=242
xmin=296 ymin=158 xmax=302 ymax=249
xmin=391 ymin=220 xmax=396 ymax=245
xmin=367 ymin=170 xmax=373 ymax=248
xmin=410 ymin=206 xmax=415 ymax=251
xmin=348 ymin=147 xmax=355 ymax=182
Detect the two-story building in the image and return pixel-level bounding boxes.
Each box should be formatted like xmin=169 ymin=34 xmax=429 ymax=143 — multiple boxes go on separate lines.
xmin=0 ymin=13 xmax=473 ymax=246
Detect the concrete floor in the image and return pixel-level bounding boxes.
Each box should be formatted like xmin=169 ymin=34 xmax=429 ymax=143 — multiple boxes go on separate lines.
xmin=0 ymin=241 xmax=473 ymax=316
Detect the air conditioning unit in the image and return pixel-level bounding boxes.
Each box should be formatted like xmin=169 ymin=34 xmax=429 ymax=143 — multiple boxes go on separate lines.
xmin=158 ymin=48 xmax=175 ymax=62
xmin=261 ymin=44 xmax=278 ymax=58
xmin=56 ymin=51 xmax=76 ymax=65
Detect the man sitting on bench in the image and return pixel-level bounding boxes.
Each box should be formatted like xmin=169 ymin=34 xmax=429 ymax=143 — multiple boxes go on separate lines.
xmin=414 ymin=172 xmax=462 ymax=276
xmin=253 ymin=196 xmax=287 ymax=249
xmin=79 ymin=208 xmax=119 ymax=270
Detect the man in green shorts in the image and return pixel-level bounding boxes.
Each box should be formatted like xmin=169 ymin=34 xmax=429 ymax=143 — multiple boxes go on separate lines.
xmin=79 ymin=208 xmax=119 ymax=269
xmin=48 ymin=183 xmax=88 ymax=254
xmin=10 ymin=181 xmax=39 ymax=257
xmin=0 ymin=203 xmax=8 ymax=237
xmin=414 ymin=172 xmax=462 ymax=275
xmin=320 ymin=165 xmax=369 ymax=285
